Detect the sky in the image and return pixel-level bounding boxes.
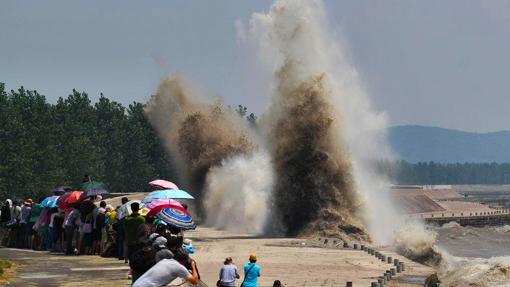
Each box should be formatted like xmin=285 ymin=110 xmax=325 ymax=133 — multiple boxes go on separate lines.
xmin=1 ymin=0 xmax=509 ymax=132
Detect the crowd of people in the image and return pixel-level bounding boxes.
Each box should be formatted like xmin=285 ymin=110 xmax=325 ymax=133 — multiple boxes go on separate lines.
xmin=0 ymin=186 xmax=277 ymax=286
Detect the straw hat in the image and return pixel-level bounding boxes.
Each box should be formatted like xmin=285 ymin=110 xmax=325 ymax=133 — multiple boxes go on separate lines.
xmin=24 ymin=199 xmax=33 ymax=205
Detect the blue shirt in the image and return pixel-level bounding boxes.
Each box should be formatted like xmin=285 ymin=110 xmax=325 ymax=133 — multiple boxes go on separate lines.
xmin=243 ymin=263 xmax=261 ymax=287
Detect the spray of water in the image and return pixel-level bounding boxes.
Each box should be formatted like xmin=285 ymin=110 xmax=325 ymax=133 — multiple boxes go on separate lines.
xmin=244 ymin=0 xmax=399 ymax=241
xmin=394 ymin=220 xmax=442 ymax=265
xmin=203 ymin=151 xmax=274 ymax=234
xmin=145 ymin=77 xmax=256 ymax=216
xmin=438 ymin=253 xmax=510 ymax=287
xmin=147 ymin=0 xmax=416 ymax=245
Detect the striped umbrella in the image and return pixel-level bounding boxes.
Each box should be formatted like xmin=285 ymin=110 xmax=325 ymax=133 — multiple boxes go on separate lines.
xmin=156 ymin=207 xmax=196 ymax=230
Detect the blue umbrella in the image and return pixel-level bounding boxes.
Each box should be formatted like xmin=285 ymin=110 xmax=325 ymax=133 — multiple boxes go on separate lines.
xmin=41 ymin=195 xmax=60 ymax=208
xmin=156 ymin=207 xmax=196 ymax=230
xmin=142 ymin=189 xmax=194 ymax=203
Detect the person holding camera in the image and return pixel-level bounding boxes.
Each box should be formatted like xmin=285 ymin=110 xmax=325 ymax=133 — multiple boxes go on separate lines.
xmin=132 ymin=249 xmax=199 ymax=287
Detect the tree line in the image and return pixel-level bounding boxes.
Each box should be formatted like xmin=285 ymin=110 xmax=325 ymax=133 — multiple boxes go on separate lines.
xmin=0 ymin=83 xmax=177 ymax=200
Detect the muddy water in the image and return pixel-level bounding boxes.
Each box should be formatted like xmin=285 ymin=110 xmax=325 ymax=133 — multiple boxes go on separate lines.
xmin=436 ymin=225 xmax=510 ymax=258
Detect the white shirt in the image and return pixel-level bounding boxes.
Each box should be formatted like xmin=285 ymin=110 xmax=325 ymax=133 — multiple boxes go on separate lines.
xmin=132 ymin=259 xmax=190 ymax=287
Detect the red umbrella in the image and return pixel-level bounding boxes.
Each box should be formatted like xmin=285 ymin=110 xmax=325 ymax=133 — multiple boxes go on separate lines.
xmin=57 ymin=191 xmax=83 ymax=208
xmin=145 ymin=198 xmax=187 ymax=217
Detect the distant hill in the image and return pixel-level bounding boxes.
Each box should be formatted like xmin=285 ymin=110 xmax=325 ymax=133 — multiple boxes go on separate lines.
xmin=388 ymin=125 xmax=510 ymax=163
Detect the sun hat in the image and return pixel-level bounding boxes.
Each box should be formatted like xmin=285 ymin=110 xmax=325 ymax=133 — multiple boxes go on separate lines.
xmin=153 ymin=236 xmax=167 ymax=249
xmin=24 ymin=199 xmax=33 ymax=205
xmin=148 ymin=233 xmax=160 ymax=242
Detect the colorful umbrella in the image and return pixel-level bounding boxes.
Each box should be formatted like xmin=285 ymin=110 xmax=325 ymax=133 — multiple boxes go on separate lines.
xmin=145 ymin=199 xmax=187 ymax=217
xmin=142 ymin=189 xmax=194 ymax=203
xmin=156 ymin=207 xmax=196 ymax=230
xmin=41 ymin=195 xmax=60 ymax=208
xmin=149 ymin=179 xmax=179 ymax=190
xmin=57 ymin=191 xmax=83 ymax=208
xmin=82 ymin=181 xmax=109 ymax=196
xmin=116 ymin=200 xmax=141 ymax=220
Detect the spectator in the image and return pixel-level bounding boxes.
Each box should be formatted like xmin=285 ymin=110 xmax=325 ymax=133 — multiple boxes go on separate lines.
xmin=8 ymin=200 xmax=21 ymax=248
xmin=242 ymin=254 xmax=261 ymax=287
xmin=129 ymin=245 xmax=157 ymax=284
xmin=153 ymin=236 xmax=173 ymax=262
xmin=136 ymin=216 xmax=154 ymax=246
xmin=50 ymin=208 xmax=65 ymax=252
xmin=0 ymin=199 xmax=11 ymax=224
xmin=218 ymin=257 xmax=240 ymax=287
xmin=64 ymin=206 xmax=80 ymax=255
xmin=117 ymin=197 xmax=129 ymax=261
xmin=47 ymin=207 xmax=58 ymax=251
xmin=0 ymin=200 xmax=11 ymax=245
xmin=92 ymin=200 xmax=107 ymax=255
xmin=123 ymin=202 xmax=145 ymax=261
xmin=273 ymin=280 xmax=284 ymax=287
xmin=132 ymin=249 xmax=199 ymax=287
xmin=20 ymin=199 xmax=33 ymax=248
xmin=155 ymin=222 xmax=168 ymax=237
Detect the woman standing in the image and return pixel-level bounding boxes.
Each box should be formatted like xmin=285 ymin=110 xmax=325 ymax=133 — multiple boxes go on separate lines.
xmin=242 ymin=254 xmax=261 ymax=287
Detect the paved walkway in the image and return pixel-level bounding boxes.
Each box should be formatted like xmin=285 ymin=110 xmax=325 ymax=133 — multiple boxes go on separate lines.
xmin=0 ymin=247 xmax=130 ymax=287
xmin=0 ymin=227 xmax=434 ymax=286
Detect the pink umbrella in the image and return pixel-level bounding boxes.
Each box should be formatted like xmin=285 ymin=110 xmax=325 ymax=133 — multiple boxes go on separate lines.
xmin=149 ymin=179 xmax=179 ymax=190
xmin=145 ymin=198 xmax=187 ymax=217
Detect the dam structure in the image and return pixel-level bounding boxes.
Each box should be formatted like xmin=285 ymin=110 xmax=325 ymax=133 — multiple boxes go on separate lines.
xmin=393 ymin=185 xmax=510 ymax=227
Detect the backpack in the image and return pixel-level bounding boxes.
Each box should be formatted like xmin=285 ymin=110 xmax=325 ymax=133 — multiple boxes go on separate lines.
xmin=129 ymin=246 xmax=157 ymax=273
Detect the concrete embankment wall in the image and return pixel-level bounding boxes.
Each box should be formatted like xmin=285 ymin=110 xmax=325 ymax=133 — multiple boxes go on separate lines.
xmin=425 ymin=214 xmax=510 ymax=227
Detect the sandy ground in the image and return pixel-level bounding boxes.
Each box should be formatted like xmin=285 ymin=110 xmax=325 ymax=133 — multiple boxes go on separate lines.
xmin=0 ymin=227 xmax=434 ymax=287
xmin=187 ymin=227 xmax=433 ymax=287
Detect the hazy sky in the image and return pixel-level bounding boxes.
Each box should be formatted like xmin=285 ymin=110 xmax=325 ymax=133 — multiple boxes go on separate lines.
xmin=1 ymin=1 xmax=509 ymax=132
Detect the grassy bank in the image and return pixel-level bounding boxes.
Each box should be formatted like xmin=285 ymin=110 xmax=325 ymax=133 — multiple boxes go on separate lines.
xmin=0 ymin=259 xmax=14 ymax=284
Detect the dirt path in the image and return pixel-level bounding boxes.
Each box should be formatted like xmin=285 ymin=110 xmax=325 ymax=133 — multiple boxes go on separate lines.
xmin=0 ymin=227 xmax=434 ymax=286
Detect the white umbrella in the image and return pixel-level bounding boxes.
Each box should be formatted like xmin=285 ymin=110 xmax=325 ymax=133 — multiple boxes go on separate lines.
xmin=116 ymin=200 xmax=141 ymax=220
